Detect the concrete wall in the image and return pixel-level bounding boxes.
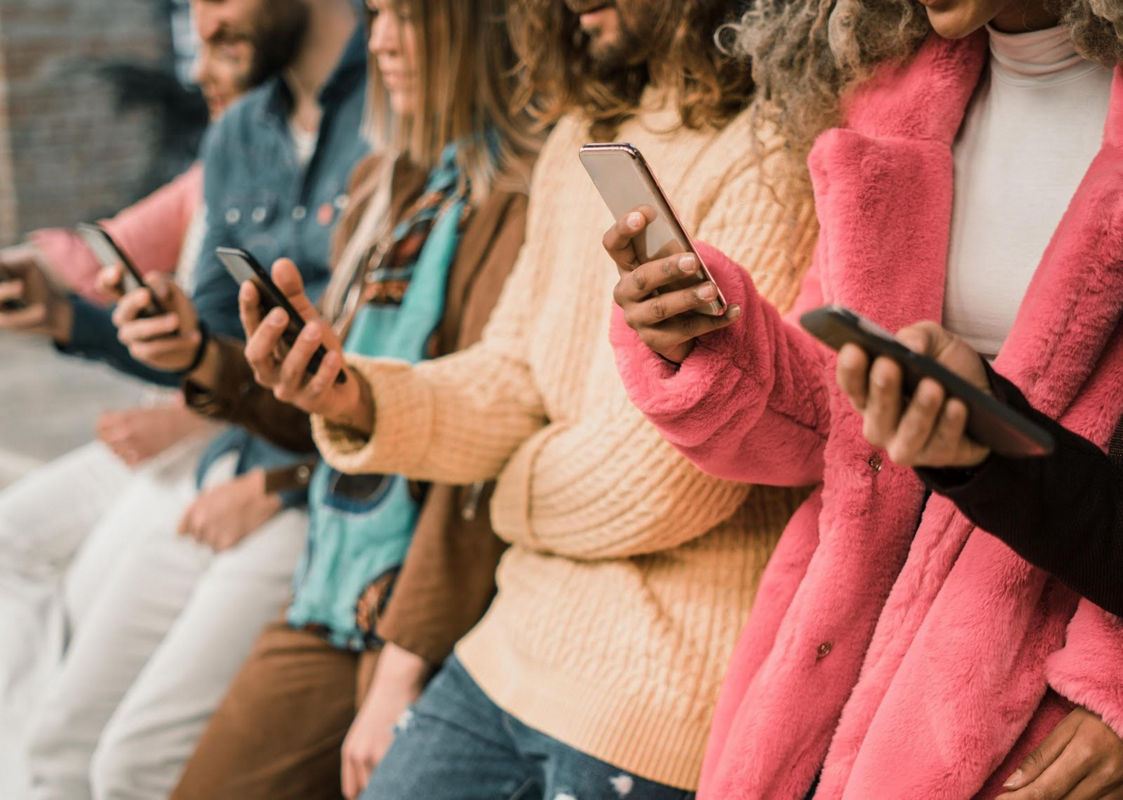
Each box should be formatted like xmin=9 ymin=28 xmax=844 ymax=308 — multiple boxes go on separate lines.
xmin=0 ymin=0 xmax=172 ymax=245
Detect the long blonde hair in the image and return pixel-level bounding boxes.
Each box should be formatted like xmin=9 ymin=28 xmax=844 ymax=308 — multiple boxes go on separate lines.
xmin=363 ymin=0 xmax=541 ymax=202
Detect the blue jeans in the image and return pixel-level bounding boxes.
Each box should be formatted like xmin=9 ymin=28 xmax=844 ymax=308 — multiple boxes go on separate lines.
xmin=362 ymin=656 xmax=696 ymax=800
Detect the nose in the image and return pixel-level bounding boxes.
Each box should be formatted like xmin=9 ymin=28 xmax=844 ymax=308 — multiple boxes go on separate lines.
xmin=368 ymin=12 xmax=399 ymax=57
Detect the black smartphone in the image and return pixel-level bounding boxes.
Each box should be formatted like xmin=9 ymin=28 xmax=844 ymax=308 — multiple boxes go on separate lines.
xmin=0 ymin=264 xmax=27 ymax=312
xmin=76 ymin=222 xmax=166 ymax=317
xmin=800 ymin=305 xmax=1054 ymax=457
xmin=216 ymin=246 xmax=343 ymax=384
xmin=579 ymin=142 xmax=726 ymax=316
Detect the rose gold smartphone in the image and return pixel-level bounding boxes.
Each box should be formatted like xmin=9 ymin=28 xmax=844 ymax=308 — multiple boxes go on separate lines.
xmin=579 ymin=142 xmax=726 ymax=315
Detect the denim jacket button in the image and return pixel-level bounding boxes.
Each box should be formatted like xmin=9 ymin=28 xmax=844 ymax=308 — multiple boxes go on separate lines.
xmin=292 ymin=205 xmax=307 ymax=221
xmin=334 ymin=194 xmax=349 ymax=210
xmin=251 ymin=206 xmax=268 ymax=224
xmin=225 ymin=208 xmax=241 ymax=225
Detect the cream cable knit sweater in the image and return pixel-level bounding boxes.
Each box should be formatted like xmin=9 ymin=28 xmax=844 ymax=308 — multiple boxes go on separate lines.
xmin=314 ymin=93 xmax=818 ymax=789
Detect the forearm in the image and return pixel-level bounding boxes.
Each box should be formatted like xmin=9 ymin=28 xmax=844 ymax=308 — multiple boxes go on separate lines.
xmin=59 ymin=296 xmax=181 ymax=387
xmin=183 ymin=335 xmax=317 ymax=454
xmin=921 ymin=373 xmax=1123 ymax=616
xmin=313 ymin=345 xmax=546 ymax=485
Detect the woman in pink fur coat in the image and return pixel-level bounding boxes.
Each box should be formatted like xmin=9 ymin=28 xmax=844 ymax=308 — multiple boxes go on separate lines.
xmin=603 ymin=0 xmax=1123 ymax=797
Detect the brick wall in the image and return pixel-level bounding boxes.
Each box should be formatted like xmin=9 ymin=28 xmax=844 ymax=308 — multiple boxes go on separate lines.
xmin=0 ymin=0 xmax=173 ymax=246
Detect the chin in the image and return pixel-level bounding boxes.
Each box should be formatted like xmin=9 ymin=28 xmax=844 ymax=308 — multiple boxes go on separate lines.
xmin=925 ymin=7 xmax=988 ymax=38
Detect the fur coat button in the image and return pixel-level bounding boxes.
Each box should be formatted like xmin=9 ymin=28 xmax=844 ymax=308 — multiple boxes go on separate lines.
xmin=867 ymin=454 xmax=883 ymax=473
xmin=816 ymin=641 xmax=833 ymax=660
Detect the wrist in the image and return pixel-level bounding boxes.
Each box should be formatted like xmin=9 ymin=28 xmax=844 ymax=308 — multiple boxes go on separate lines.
xmin=374 ymin=642 xmax=434 ymax=691
xmin=329 ymin=366 xmax=375 ymax=436
xmin=186 ymin=336 xmax=221 ymax=388
xmin=50 ymin=295 xmax=74 ymax=345
xmin=180 ymin=322 xmax=210 ymax=374
xmin=250 ymin=468 xmax=284 ymax=512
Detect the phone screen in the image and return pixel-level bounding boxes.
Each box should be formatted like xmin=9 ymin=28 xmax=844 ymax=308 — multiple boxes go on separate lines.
xmin=579 ymin=143 xmax=726 ymax=316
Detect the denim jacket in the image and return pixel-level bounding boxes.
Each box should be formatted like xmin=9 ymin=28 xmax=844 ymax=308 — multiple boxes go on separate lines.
xmin=61 ymin=25 xmax=370 ymax=507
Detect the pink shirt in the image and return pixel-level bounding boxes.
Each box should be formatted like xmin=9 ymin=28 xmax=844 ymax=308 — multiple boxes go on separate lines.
xmin=30 ymin=162 xmax=203 ymax=305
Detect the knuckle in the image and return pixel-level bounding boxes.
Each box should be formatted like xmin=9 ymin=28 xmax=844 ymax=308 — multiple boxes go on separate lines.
xmin=630 ymin=270 xmax=648 ymax=293
xmin=651 ymin=299 xmax=668 ymax=321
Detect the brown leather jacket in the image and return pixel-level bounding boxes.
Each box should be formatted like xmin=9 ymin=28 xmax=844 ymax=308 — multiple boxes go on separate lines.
xmin=184 ymin=152 xmax=527 ymax=662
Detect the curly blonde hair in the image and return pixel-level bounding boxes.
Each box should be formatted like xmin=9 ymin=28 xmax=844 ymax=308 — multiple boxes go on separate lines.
xmin=729 ymin=0 xmax=1123 ymax=170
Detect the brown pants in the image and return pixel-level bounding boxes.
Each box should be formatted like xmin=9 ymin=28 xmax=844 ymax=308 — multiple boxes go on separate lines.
xmin=170 ymin=621 xmax=379 ymax=800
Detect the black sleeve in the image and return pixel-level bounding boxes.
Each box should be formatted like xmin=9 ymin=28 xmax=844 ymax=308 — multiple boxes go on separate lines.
xmin=918 ymin=369 xmax=1123 ymax=616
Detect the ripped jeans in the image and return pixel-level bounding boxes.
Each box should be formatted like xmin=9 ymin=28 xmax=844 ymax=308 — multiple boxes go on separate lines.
xmin=362 ymin=656 xmax=696 ymax=800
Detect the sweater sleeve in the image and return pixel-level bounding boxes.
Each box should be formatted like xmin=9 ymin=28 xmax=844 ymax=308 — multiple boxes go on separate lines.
xmin=486 ymin=163 xmax=817 ymax=560
xmin=610 ymin=238 xmax=832 ymax=487
xmin=920 ymin=372 xmax=1123 ymax=616
xmin=312 ymin=232 xmax=549 ymax=483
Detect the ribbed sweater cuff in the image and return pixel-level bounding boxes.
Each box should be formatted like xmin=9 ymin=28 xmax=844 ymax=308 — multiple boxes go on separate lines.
xmin=312 ymin=355 xmax=433 ymax=476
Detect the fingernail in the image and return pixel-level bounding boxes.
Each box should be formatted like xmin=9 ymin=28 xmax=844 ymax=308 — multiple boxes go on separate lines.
xmin=727 ymin=305 xmax=742 ymax=321
xmin=301 ymin=324 xmax=319 ymax=341
xmin=627 ymin=212 xmax=644 ymax=230
xmin=679 ymin=255 xmax=697 ymax=273
xmin=697 ymin=283 xmax=716 ymax=301
xmin=267 ymin=309 xmax=286 ymax=326
xmin=1003 ymin=770 xmax=1023 ymax=789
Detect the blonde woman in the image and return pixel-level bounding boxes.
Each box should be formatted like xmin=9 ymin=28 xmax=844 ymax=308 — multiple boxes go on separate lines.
xmin=127 ymin=1 xmax=540 ymax=797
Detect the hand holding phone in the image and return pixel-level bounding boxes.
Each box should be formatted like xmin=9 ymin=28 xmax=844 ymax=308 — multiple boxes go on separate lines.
xmin=76 ymin=223 xmax=165 ymax=317
xmin=585 ymin=143 xmax=740 ymax=364
xmin=111 ymin=273 xmax=203 ymax=372
xmin=233 ymin=257 xmax=372 ymax=432
xmin=0 ymin=244 xmax=72 ymax=340
xmin=802 ymin=306 xmax=1054 ymax=461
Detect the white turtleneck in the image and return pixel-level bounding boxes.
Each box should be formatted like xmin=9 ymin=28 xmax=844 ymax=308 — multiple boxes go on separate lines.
xmin=943 ymin=25 xmax=1112 ymax=359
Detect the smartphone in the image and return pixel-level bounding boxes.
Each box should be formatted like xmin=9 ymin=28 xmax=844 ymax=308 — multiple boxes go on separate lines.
xmin=76 ymin=222 xmax=166 ymax=317
xmin=0 ymin=264 xmax=27 ymax=312
xmin=216 ymin=246 xmax=343 ymax=384
xmin=579 ymin=142 xmax=726 ymax=316
xmin=800 ymin=305 xmax=1054 ymax=458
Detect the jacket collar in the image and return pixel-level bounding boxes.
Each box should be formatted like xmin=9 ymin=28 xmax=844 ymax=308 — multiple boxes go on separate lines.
xmin=259 ymin=23 xmax=367 ymax=123
xmin=817 ymin=32 xmax=1123 ymax=417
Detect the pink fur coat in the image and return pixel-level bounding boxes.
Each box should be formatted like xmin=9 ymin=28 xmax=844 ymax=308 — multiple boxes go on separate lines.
xmin=610 ymin=32 xmax=1123 ymax=800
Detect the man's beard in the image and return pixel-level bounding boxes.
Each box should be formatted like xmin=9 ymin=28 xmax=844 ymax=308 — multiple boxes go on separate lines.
xmin=248 ymin=0 xmax=311 ymax=86
xmin=566 ymin=1 xmax=656 ymax=77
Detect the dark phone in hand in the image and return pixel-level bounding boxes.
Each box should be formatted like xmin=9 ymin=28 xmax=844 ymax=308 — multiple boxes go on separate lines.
xmin=76 ymin=222 xmax=166 ymax=318
xmin=800 ymin=305 xmax=1054 ymax=458
xmin=216 ymin=246 xmax=344 ymax=385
